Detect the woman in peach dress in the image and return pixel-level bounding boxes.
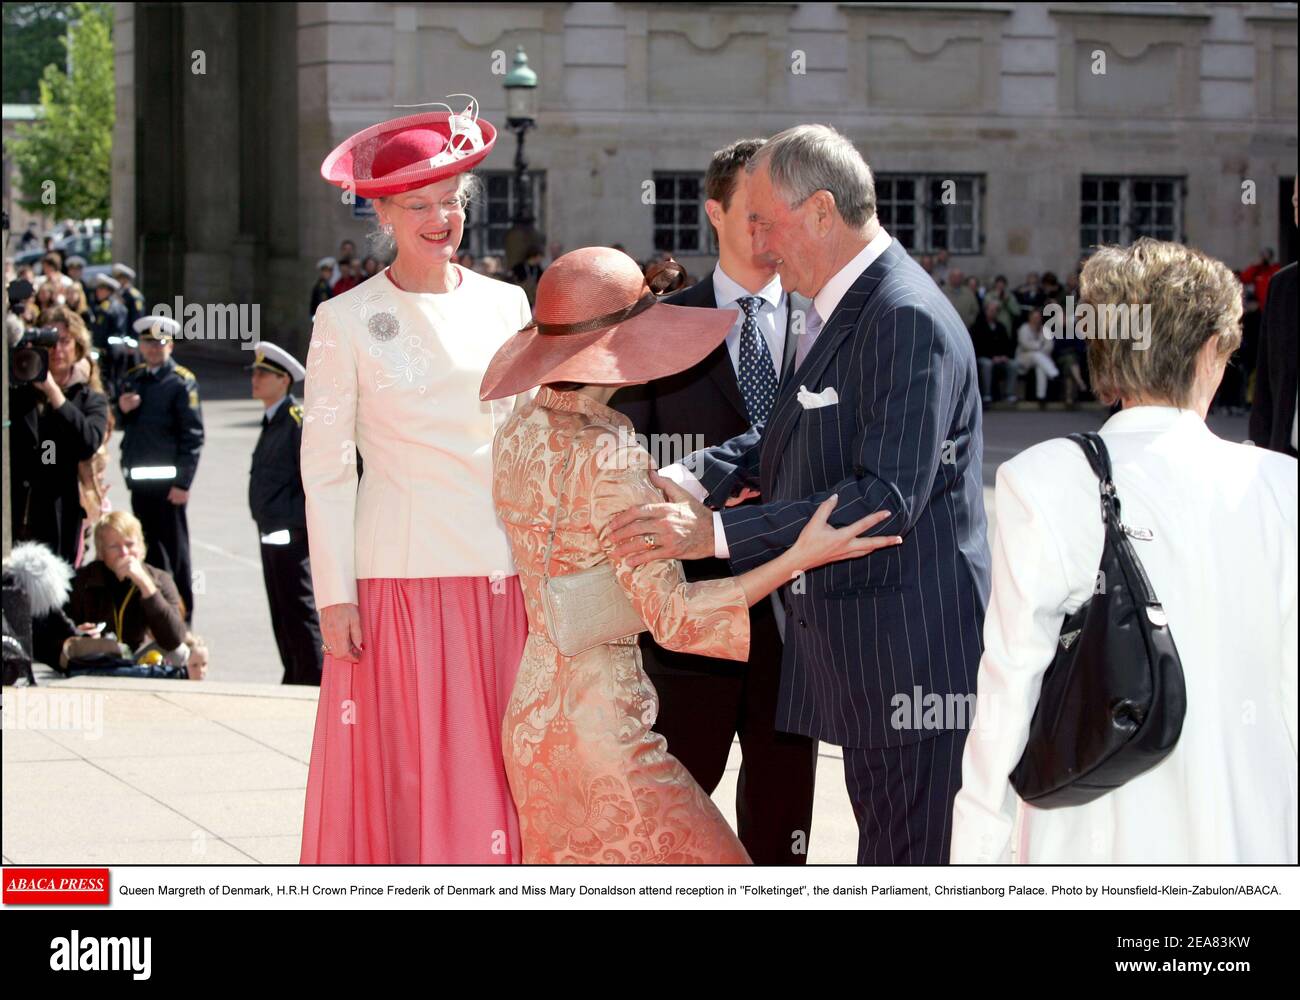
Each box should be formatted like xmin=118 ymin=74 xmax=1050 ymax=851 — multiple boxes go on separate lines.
xmin=481 ymin=248 xmax=902 ymax=863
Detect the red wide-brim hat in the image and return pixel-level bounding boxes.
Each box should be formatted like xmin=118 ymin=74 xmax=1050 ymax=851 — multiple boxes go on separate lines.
xmin=320 ymin=108 xmax=497 ymax=198
xmin=480 ymin=247 xmax=738 ymax=401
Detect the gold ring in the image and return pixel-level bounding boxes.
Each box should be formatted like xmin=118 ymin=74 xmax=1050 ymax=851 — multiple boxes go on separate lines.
xmin=321 ymin=643 xmax=332 ymax=652
xmin=642 ymin=534 xmax=657 ymax=550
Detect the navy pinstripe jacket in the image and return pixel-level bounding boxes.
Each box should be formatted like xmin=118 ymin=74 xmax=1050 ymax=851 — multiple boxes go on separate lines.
xmin=691 ymin=239 xmax=991 ymax=750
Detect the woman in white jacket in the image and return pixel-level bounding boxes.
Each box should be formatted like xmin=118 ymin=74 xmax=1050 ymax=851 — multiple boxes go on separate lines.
xmin=299 ymin=100 xmax=534 ymax=863
xmin=1015 ymin=308 xmax=1060 ymax=402
xmin=951 ymin=238 xmax=1297 ymax=864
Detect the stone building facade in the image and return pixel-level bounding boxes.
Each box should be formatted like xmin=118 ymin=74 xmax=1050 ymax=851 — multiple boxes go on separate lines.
xmin=112 ymin=2 xmax=1297 ymax=359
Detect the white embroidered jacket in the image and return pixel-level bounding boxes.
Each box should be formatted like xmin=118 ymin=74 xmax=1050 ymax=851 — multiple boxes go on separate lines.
xmin=301 ymin=266 xmax=532 ymax=607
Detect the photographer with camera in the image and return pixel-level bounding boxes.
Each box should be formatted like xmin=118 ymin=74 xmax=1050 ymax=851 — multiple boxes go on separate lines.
xmin=8 ymin=302 xmax=110 ymax=566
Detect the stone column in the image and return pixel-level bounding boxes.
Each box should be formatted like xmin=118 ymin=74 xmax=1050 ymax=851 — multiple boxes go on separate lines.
xmin=133 ymin=1 xmax=186 ymax=312
xmin=111 ymin=3 xmax=136 ymax=274
xmin=181 ymin=3 xmax=240 ymax=319
xmin=264 ymin=2 xmax=307 ymax=358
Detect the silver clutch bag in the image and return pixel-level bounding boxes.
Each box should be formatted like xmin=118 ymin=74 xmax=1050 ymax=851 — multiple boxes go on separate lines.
xmin=540 ymin=436 xmax=647 ymax=657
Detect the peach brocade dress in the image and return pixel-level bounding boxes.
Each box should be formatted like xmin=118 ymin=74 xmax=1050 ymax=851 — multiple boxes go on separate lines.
xmin=492 ymin=387 xmax=752 ymax=864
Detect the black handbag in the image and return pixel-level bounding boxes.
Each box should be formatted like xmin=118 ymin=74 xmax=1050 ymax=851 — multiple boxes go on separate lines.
xmin=1009 ymin=432 xmax=1186 ymax=807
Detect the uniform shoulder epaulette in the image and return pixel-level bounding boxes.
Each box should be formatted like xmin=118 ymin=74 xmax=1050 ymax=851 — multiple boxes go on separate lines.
xmin=172 ymin=364 xmax=198 ymax=382
xmin=289 ymin=404 xmax=304 ymax=425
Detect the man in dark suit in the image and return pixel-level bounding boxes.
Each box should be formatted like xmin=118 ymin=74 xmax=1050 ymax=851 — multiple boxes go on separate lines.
xmin=609 ymin=125 xmax=990 ymax=864
xmin=613 ymin=138 xmax=818 ymax=864
xmin=1250 ymin=177 xmax=1297 ymax=457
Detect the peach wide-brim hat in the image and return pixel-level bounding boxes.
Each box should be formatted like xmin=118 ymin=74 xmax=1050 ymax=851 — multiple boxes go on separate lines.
xmin=320 ymin=98 xmax=496 ymax=198
xmin=479 ymin=247 xmax=738 ymax=401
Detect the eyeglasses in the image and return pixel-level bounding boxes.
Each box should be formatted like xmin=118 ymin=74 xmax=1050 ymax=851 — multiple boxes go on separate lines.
xmin=389 ymin=196 xmax=467 ymax=218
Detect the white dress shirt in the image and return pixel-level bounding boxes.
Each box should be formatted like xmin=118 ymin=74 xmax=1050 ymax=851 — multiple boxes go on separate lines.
xmin=663 ymin=228 xmax=893 ymax=559
xmin=711 ymin=264 xmax=786 ymax=376
xmin=797 ymin=226 xmax=893 ymax=371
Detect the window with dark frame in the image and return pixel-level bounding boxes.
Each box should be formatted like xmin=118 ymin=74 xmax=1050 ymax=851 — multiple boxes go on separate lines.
xmin=875 ymin=173 xmax=982 ymax=253
xmin=653 ymin=172 xmax=714 ymax=255
xmin=1080 ymin=175 xmax=1183 ymax=251
xmin=463 ymin=170 xmax=546 ymax=258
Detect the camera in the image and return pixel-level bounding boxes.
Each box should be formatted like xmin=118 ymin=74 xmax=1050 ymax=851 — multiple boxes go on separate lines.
xmin=10 ymin=326 xmax=60 ymax=387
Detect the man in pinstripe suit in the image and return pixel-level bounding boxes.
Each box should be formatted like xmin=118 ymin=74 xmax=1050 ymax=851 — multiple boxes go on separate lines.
xmin=614 ymin=138 xmax=820 ymax=865
xmin=609 ymin=124 xmax=991 ymax=864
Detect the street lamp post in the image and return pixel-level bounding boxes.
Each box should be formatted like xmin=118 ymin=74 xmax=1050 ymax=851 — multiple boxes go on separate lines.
xmin=503 ymin=45 xmax=539 ymax=270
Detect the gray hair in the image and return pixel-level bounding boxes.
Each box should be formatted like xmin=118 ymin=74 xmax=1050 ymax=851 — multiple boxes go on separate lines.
xmin=368 ymin=171 xmax=483 ymax=256
xmin=747 ymin=124 xmax=876 ymax=227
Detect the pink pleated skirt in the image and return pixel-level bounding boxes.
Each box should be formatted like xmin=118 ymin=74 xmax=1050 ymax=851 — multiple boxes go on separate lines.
xmin=300 ymin=576 xmax=527 ymax=864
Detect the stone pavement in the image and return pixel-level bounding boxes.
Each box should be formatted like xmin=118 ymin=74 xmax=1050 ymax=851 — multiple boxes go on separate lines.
xmin=3 ymin=675 xmax=316 ymax=865
xmin=1 ymin=672 xmax=865 ymax=864
xmin=2 ymin=355 xmax=1250 ymax=865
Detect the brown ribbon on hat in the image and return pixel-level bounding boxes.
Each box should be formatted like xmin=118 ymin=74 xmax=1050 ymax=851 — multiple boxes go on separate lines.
xmin=522 ymin=260 xmax=684 ymax=337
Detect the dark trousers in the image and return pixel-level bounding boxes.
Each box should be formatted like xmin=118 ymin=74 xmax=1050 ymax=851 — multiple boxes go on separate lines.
xmin=976 ymin=357 xmax=1018 ymax=402
xmin=647 ymin=602 xmax=817 ymax=864
xmin=12 ymin=485 xmax=82 ymax=567
xmin=259 ymin=528 xmax=323 ymax=686
xmin=130 ymin=486 xmax=193 ymax=622
xmin=842 ymin=727 xmax=966 ymax=865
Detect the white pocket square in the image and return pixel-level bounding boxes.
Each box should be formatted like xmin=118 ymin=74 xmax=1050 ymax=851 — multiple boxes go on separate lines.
xmin=797 ymin=385 xmax=839 ymax=409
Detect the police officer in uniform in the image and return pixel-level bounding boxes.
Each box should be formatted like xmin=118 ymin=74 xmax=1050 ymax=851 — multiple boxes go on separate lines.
xmin=90 ymin=273 xmax=130 ymax=399
xmin=247 ymin=341 xmax=323 ymax=685
xmin=118 ymin=315 xmax=204 ymax=622
xmin=113 ymin=263 xmax=147 ymax=331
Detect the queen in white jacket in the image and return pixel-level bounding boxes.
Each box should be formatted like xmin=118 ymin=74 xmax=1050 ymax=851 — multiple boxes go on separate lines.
xmin=298 ymin=101 xmax=534 ymax=865
xmin=951 ymin=239 xmax=1297 ymax=864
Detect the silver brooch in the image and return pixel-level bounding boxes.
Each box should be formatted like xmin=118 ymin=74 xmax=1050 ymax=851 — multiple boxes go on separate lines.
xmin=368 ymin=311 xmax=400 ymax=342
